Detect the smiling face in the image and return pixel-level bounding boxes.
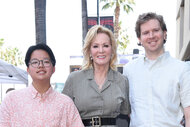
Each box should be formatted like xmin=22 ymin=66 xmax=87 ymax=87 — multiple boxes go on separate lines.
xmin=27 ymin=49 xmax=55 ymax=82
xmin=139 ymin=19 xmax=166 ymax=58
xmin=90 ymin=33 xmax=112 ymax=68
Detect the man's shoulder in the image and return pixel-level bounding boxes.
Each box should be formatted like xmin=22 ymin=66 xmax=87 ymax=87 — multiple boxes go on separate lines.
xmin=167 ymin=55 xmax=188 ymax=67
xmin=55 ymin=92 xmax=76 ymax=106
xmin=6 ymin=87 xmax=27 ymax=97
xmin=2 ymin=87 xmax=28 ymax=104
xmin=124 ymin=56 xmax=144 ymax=68
xmin=123 ymin=57 xmax=144 ymax=76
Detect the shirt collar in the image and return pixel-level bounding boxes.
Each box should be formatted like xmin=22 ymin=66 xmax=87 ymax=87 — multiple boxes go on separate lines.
xmin=86 ymin=68 xmax=114 ymax=81
xmin=144 ymin=51 xmax=170 ymax=62
xmin=143 ymin=51 xmax=170 ymax=68
xmin=86 ymin=68 xmax=94 ymax=80
xmin=29 ymin=84 xmax=53 ymax=99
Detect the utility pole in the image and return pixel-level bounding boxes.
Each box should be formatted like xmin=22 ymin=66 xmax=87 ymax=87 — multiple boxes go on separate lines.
xmin=97 ymin=0 xmax=99 ymax=25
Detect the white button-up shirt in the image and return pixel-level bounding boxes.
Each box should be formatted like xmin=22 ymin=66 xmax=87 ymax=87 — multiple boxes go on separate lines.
xmin=123 ymin=52 xmax=190 ymax=127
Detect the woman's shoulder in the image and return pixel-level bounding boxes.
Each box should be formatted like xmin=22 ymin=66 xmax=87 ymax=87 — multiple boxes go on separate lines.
xmin=110 ymin=69 xmax=129 ymax=90
xmin=68 ymin=68 xmax=92 ymax=78
xmin=111 ymin=69 xmax=127 ymax=81
xmin=65 ymin=69 xmax=93 ymax=84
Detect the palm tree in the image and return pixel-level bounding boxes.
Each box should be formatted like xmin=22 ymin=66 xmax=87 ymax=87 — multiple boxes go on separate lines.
xmin=34 ymin=0 xmax=46 ymax=44
xmin=100 ymin=0 xmax=135 ymax=41
xmin=81 ymin=0 xmax=88 ymax=46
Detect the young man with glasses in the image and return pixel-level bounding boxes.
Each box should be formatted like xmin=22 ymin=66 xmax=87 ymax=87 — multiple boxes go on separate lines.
xmin=0 ymin=43 xmax=84 ymax=127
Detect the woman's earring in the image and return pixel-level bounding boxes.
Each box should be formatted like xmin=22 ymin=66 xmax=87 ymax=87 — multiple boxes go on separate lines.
xmin=90 ymin=55 xmax=93 ymax=60
xmin=111 ymin=54 xmax=113 ymax=59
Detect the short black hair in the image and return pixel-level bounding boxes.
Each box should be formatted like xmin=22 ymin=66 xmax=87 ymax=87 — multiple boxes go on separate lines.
xmin=25 ymin=43 xmax=56 ymax=67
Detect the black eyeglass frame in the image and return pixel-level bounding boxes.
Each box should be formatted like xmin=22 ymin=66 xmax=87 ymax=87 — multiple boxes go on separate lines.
xmin=29 ymin=58 xmax=52 ymax=68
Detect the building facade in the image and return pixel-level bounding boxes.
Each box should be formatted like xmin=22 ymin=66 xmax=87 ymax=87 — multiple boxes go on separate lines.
xmin=176 ymin=0 xmax=190 ymax=61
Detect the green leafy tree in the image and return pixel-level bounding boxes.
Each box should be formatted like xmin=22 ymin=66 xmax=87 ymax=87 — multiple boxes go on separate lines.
xmin=0 ymin=38 xmax=4 ymax=47
xmin=0 ymin=38 xmax=24 ymax=66
xmin=100 ymin=0 xmax=135 ymax=41
xmin=117 ymin=29 xmax=130 ymax=54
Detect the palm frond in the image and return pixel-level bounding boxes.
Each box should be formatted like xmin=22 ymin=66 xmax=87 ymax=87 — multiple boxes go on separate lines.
xmin=119 ymin=0 xmax=125 ymax=4
xmin=127 ymin=0 xmax=135 ymax=4
xmin=102 ymin=2 xmax=115 ymax=10
xmin=100 ymin=0 xmax=109 ymax=2
xmin=123 ymin=4 xmax=133 ymax=13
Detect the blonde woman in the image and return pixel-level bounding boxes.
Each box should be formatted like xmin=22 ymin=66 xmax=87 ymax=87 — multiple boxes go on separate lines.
xmin=63 ymin=25 xmax=130 ymax=127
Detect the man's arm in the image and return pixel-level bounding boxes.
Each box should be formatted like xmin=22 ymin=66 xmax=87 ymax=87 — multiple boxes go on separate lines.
xmin=184 ymin=106 xmax=190 ymax=127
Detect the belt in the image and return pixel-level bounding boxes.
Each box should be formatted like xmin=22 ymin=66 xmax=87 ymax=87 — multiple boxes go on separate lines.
xmin=82 ymin=116 xmax=116 ymax=126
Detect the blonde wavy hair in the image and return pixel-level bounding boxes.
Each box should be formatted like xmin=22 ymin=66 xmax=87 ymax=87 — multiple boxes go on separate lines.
xmin=82 ymin=25 xmax=117 ymax=70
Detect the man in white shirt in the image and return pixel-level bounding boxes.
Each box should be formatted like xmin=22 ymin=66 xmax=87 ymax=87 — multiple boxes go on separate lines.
xmin=123 ymin=12 xmax=190 ymax=127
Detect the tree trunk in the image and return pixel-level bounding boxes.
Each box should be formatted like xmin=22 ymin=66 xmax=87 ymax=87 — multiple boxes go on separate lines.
xmin=114 ymin=4 xmax=120 ymax=41
xmin=35 ymin=0 xmax=46 ymax=44
xmin=81 ymin=0 xmax=88 ymax=46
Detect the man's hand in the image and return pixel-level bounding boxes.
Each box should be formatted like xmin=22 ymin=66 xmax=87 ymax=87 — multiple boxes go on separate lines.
xmin=184 ymin=106 xmax=190 ymax=127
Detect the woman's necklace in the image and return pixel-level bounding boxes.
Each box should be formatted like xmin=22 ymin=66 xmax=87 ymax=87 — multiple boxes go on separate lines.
xmin=95 ymin=75 xmax=106 ymax=89
xmin=94 ymin=66 xmax=108 ymax=89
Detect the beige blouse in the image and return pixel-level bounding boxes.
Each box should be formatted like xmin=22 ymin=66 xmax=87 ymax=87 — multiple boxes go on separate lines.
xmin=62 ymin=68 xmax=130 ymax=119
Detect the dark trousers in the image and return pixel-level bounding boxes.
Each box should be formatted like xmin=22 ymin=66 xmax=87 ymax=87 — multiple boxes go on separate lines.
xmin=116 ymin=114 xmax=130 ymax=127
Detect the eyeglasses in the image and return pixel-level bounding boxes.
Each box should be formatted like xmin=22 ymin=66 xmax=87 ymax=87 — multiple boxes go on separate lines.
xmin=29 ymin=59 xmax=52 ymax=68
